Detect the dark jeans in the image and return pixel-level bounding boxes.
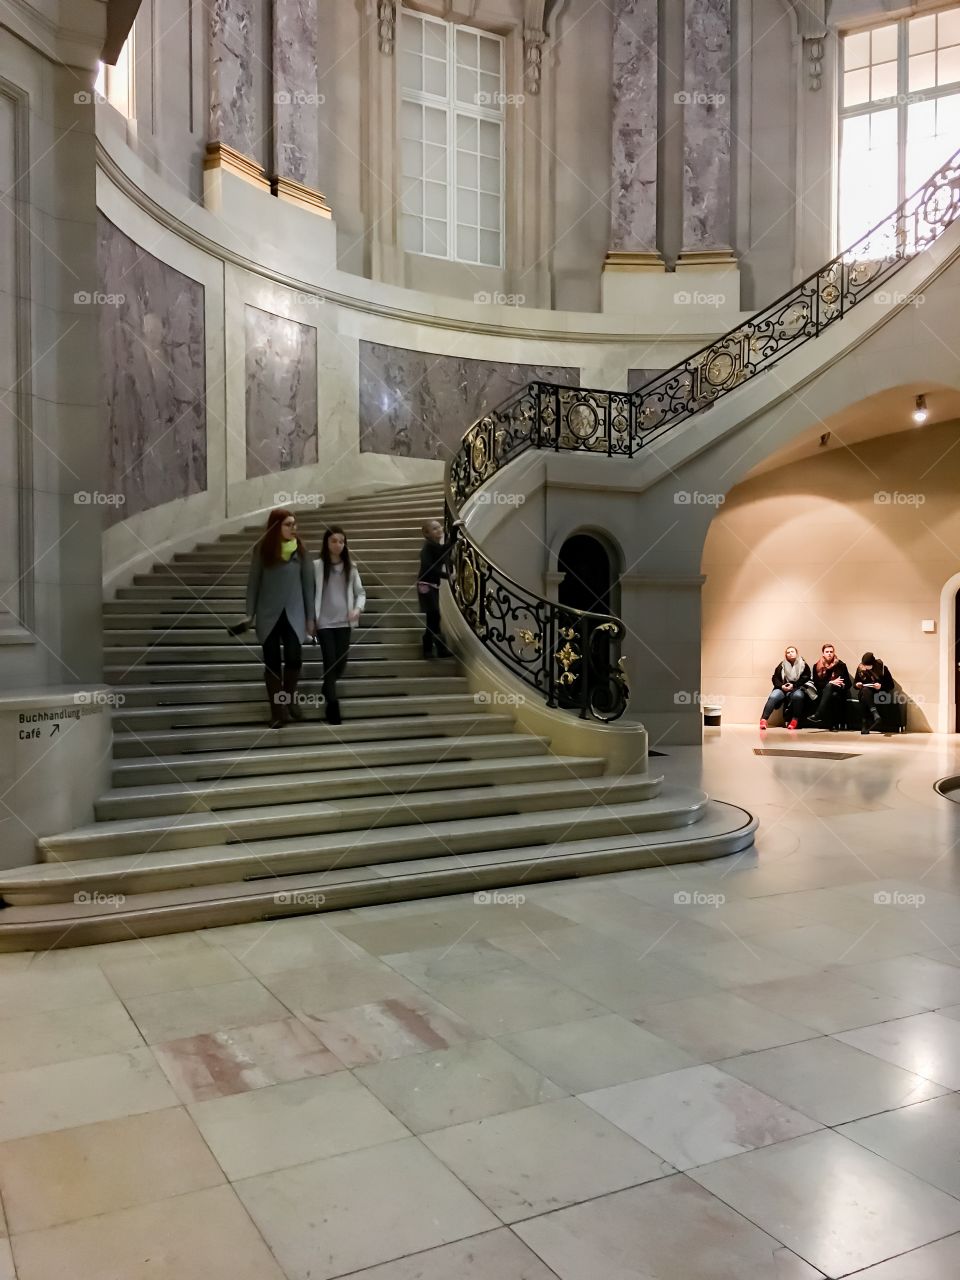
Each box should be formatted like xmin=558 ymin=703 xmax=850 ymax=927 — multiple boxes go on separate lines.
xmin=263 ymin=611 xmax=302 ymax=680
xmin=422 ymin=594 xmax=448 ymax=656
xmin=811 ymin=682 xmax=845 ymax=725
xmin=761 ymin=687 xmax=805 ymax=723
xmin=858 ymin=686 xmax=884 ymax=723
xmin=318 ymin=626 xmax=351 ymax=704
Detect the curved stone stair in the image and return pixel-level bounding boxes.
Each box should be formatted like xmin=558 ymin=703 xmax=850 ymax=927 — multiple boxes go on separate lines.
xmin=0 ymin=481 xmax=755 ymax=949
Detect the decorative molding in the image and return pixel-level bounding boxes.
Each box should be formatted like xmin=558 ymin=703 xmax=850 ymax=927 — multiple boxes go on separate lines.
xmin=523 ymin=26 xmax=547 ymax=95
xmin=676 ymin=248 xmax=738 ymax=269
xmin=203 ymin=141 xmax=270 ymax=191
xmin=603 ymin=250 xmax=665 ymax=272
xmin=377 ymin=0 xmax=396 ymax=55
xmin=271 ymin=175 xmax=333 ymax=218
xmin=806 ymin=37 xmax=825 ymax=91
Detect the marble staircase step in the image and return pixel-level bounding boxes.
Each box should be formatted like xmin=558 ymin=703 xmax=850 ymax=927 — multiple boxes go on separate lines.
xmin=112 ymin=676 xmax=470 ymax=706
xmin=112 ymin=691 xmax=486 ymax=731
xmin=103 ymin=624 xmax=423 ymax=645
xmin=105 ymin=642 xmax=425 ymax=664
xmin=105 ymin=658 xmax=455 ymax=684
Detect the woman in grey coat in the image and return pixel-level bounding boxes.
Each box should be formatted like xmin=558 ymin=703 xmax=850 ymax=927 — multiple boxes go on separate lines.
xmin=244 ymin=508 xmax=316 ymax=728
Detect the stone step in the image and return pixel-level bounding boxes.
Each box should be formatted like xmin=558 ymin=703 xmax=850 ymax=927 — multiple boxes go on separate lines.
xmin=112 ymin=691 xmax=486 ymax=731
xmin=110 ymin=731 xmax=548 ymax=787
xmin=111 ymin=676 xmax=470 ymax=707
xmin=112 ymin=711 xmax=518 ymax=758
xmin=0 ymin=802 xmax=756 ymax=948
xmin=103 ymin=624 xmax=423 ymax=646
xmin=34 ymin=780 xmax=702 ymax=873
xmin=102 ymin=600 xmax=422 ymax=628
xmin=105 ymin=658 xmax=455 ymax=684
xmin=105 ymin=642 xmax=425 ymax=665
xmin=96 ymin=754 xmax=609 ymax=820
xmin=105 ymin=586 xmax=419 ymax=609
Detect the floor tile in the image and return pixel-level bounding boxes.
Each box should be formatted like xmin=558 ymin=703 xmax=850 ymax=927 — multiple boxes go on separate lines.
xmin=188 ymin=1069 xmax=409 ymax=1179
xmin=734 ymin=970 xmax=926 ymax=1034
xmin=0 ymin=1107 xmax=223 ymax=1233
xmin=0 ymin=1242 xmax=11 ymax=1280
xmin=838 ymin=1093 xmax=960 ymax=1199
xmin=422 ymin=1096 xmax=670 ymax=1222
xmin=689 ymin=1129 xmax=960 ymax=1277
xmin=100 ymin=946 xmax=249 ymax=997
xmin=837 ymin=955 xmax=960 ymax=1008
xmin=0 ymin=1048 xmax=178 ymax=1142
xmin=123 ymin=978 xmax=289 ymax=1044
xmin=355 ymin=1038 xmax=564 ymax=1133
xmin=151 ymin=1016 xmax=343 ymax=1102
xmin=671 ymin=938 xmax=817 ymax=989
xmin=0 ymin=1001 xmax=143 ymax=1073
xmin=580 ymin=1064 xmax=821 ymax=1170
xmin=0 ymin=966 xmax=116 ymax=1018
xmin=382 ymin=940 xmax=528 ymax=986
xmin=847 ymin=1232 xmax=960 ymax=1278
xmin=338 ymin=1228 xmax=559 ymax=1280
xmin=497 ymin=1013 xmax=697 ymax=1092
xmin=235 ymin=1137 xmax=498 ymax=1280
xmin=636 ymin=991 xmax=816 ymax=1060
xmin=514 ymin=1175 xmax=823 ymax=1279
xmin=261 ymin=958 xmax=422 ymax=1018
xmin=204 ymin=916 xmax=369 ymax=974
xmin=336 ymin=903 xmax=572 ymax=956
xmin=304 ymin=992 xmax=479 ymax=1066
xmin=11 ymin=1184 xmax=286 ymax=1280
xmin=720 ymin=1035 xmax=948 ymax=1125
xmin=835 ymin=1012 xmax=960 ymax=1089
xmin=415 ymin=969 xmax=606 ymax=1036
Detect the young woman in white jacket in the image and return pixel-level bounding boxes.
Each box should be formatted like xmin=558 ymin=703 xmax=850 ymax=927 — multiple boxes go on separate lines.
xmin=313 ymin=527 xmax=366 ymax=724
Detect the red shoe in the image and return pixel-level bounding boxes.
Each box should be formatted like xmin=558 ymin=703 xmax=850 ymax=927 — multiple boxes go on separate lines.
xmin=787 ymin=718 xmax=799 ymax=730
xmin=759 ymin=719 xmax=767 ymax=730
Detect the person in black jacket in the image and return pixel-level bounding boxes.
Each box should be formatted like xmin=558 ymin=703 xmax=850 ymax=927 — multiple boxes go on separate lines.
xmin=417 ymin=519 xmax=452 ymax=659
xmin=806 ymin=643 xmax=851 ymax=731
xmin=854 ymin=652 xmax=895 ymax=734
xmin=760 ymin=646 xmax=812 ymax=730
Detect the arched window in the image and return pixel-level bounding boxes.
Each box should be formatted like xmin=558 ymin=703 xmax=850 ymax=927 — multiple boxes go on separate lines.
xmin=838 ymin=7 xmax=960 ymax=248
xmin=399 ymin=8 xmax=504 ymax=266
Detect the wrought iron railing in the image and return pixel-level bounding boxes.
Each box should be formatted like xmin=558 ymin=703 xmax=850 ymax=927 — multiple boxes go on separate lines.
xmin=443 ymin=146 xmax=960 ymax=722
xmin=450 ymin=145 xmax=960 ymax=506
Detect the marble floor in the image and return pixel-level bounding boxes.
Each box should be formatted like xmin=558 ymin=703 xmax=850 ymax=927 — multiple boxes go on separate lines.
xmin=2 ymin=727 xmax=960 ymax=1279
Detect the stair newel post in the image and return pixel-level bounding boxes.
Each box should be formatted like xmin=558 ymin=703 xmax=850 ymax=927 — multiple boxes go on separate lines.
xmin=579 ymin=613 xmax=590 ymax=720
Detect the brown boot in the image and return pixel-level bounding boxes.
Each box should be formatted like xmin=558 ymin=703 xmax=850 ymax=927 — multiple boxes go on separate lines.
xmin=265 ymin=672 xmax=288 ymax=728
xmin=283 ymin=667 xmax=304 ymax=720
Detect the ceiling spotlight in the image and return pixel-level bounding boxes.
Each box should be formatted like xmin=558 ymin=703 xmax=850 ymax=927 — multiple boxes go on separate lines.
xmin=913 ymin=394 xmax=928 ymax=425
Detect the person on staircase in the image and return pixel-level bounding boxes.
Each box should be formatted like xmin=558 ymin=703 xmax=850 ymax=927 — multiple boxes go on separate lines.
xmin=417 ymin=519 xmax=453 ymax=659
xmin=759 ymin=646 xmax=812 ymax=730
xmin=854 ymin=652 xmax=895 ymax=734
xmin=244 ymin=508 xmax=316 ymax=730
xmin=314 ymin=527 xmax=366 ymax=725
xmin=806 ymin=643 xmax=852 ymax=731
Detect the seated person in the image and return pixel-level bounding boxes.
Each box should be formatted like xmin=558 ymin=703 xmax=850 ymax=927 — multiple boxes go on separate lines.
xmin=807 ymin=643 xmax=851 ymax=730
xmin=854 ymin=651 xmax=895 ymax=734
xmin=760 ymin=645 xmax=812 ymax=730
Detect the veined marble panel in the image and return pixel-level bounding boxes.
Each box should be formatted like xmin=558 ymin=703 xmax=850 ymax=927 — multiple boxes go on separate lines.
xmin=682 ymin=0 xmax=733 ymax=251
xmin=0 ymin=91 xmax=21 ymax=631
xmin=98 ymin=215 xmax=207 ymax=523
xmin=273 ymin=0 xmax=320 ymax=188
xmin=209 ymin=0 xmax=256 ymax=158
xmin=245 ymin=305 xmax=318 ymax=479
xmin=359 ymin=343 xmax=580 ymax=460
xmin=611 ymin=0 xmax=659 ymax=253
xmin=627 ymin=368 xmax=661 ymax=393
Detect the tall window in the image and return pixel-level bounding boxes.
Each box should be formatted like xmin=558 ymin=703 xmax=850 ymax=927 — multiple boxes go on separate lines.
xmin=839 ymin=8 xmax=960 ymax=248
xmin=94 ymin=30 xmax=135 ymax=118
xmin=399 ymin=9 xmax=504 ymax=267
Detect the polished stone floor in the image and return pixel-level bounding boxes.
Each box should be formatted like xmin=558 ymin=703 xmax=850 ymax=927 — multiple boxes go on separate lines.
xmin=2 ymin=727 xmax=960 ymax=1279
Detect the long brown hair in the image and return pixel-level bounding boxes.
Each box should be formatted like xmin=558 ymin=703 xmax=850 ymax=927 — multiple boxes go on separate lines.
xmin=320 ymin=526 xmax=352 ymax=582
xmin=258 ymin=508 xmax=307 ymax=566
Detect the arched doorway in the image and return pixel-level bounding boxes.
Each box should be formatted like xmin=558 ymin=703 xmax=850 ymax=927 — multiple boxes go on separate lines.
xmin=938 ymin=572 xmax=960 ymax=734
xmin=556 ymin=533 xmax=620 ymax=717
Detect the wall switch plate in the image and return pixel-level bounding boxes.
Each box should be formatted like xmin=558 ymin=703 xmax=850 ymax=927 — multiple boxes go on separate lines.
xmin=921 ymin=619 xmax=936 ymax=633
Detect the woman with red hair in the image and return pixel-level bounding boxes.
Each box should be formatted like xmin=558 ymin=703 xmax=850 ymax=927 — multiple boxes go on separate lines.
xmin=244 ymin=509 xmax=316 ymax=728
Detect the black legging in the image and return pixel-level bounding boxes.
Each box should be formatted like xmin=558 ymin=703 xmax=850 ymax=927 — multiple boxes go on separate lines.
xmin=318 ymin=627 xmax=351 ymax=704
xmin=811 ymin=682 xmax=845 ymax=725
xmin=263 ymin=611 xmax=302 ymax=681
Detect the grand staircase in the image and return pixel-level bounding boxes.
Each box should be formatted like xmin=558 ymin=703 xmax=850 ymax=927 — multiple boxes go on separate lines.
xmin=0 ymin=482 xmax=753 ymax=949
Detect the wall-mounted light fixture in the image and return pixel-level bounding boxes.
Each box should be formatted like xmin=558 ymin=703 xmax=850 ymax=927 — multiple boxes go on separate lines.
xmin=912 ymin=394 xmax=928 ymax=425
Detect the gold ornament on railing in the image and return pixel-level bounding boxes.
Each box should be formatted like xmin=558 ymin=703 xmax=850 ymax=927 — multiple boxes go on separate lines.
xmin=554 ymin=641 xmax=580 ymax=684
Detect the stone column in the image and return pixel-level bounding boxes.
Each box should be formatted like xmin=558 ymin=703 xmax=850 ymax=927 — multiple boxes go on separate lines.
xmin=608 ymin=0 xmax=663 ymax=269
xmin=678 ymin=0 xmax=735 ymax=268
xmin=205 ymin=0 xmax=269 ymax=194
xmin=272 ymin=0 xmax=332 ymax=217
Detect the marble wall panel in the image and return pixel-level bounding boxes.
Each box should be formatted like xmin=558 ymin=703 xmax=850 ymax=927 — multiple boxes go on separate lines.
xmin=359 ymin=343 xmax=580 ymax=460
xmin=611 ymin=0 xmax=659 ymax=253
xmin=627 ymin=368 xmax=662 ymax=393
xmin=98 ymin=215 xmax=207 ymax=523
xmin=273 ymin=0 xmax=320 ymax=188
xmin=245 ymin=305 xmax=318 ymax=478
xmin=682 ymin=0 xmax=733 ymax=252
xmin=209 ymin=0 xmax=256 ymax=158
xmin=0 ymin=92 xmax=21 ymax=632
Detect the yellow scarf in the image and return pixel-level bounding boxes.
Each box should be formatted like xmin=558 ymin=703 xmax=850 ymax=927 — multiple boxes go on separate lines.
xmin=280 ymin=538 xmax=298 ymax=562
